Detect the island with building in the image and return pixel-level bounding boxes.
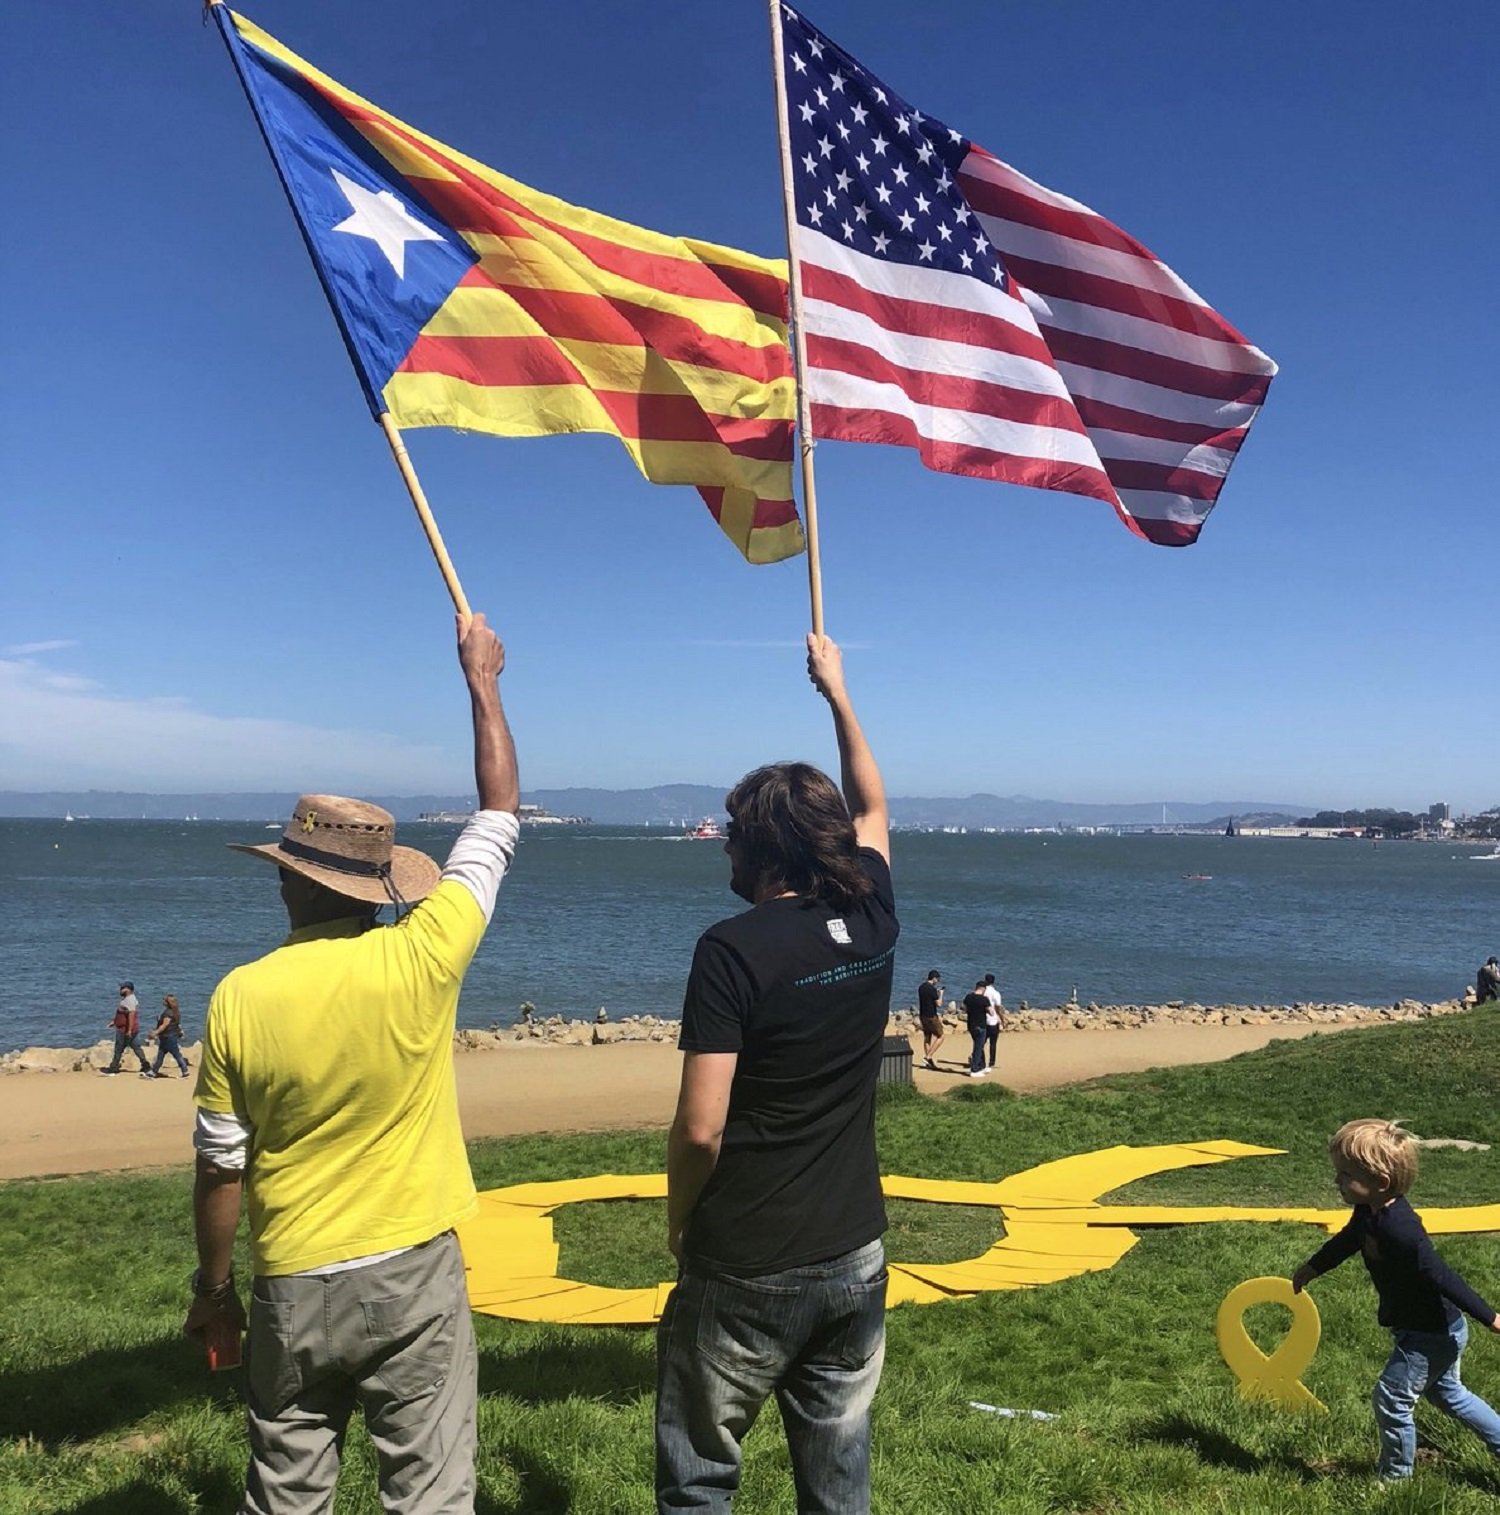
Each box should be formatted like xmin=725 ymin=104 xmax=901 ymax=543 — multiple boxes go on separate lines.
xmin=416 ymin=803 xmax=590 ymax=826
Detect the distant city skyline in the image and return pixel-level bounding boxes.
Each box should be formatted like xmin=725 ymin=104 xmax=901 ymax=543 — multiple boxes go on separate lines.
xmin=3 ymin=2 xmax=1496 ymax=811
xmin=2 ymin=785 xmax=1492 ymax=828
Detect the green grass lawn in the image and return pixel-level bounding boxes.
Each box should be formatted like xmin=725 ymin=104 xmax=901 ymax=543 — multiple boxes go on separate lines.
xmin=3 ymin=1009 xmax=1498 ymax=1512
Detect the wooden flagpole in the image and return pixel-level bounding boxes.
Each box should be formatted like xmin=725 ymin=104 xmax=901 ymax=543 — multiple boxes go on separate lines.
xmin=205 ymin=0 xmax=472 ymax=621
xmin=767 ymin=0 xmax=825 ymax=640
xmin=378 ymin=415 xmax=472 ymax=619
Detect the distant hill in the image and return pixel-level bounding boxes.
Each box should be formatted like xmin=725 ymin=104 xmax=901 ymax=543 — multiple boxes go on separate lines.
xmin=0 ymin=788 xmax=1307 ymax=828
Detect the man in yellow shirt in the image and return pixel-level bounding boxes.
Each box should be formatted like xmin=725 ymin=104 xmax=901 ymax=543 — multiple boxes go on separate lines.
xmin=183 ymin=612 xmax=519 ymax=1515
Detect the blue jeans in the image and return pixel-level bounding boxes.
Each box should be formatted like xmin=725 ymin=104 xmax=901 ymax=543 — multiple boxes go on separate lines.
xmin=656 ymin=1239 xmax=887 ymax=1513
xmin=1372 ymin=1315 xmax=1500 ymax=1479
xmin=108 ymin=1031 xmax=148 ymax=1072
xmin=151 ymin=1030 xmax=188 ymax=1075
xmin=968 ymin=1027 xmax=987 ymax=1073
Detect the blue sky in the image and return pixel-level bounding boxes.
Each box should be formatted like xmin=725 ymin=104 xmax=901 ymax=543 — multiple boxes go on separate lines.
xmin=2 ymin=1 xmax=1495 ymax=811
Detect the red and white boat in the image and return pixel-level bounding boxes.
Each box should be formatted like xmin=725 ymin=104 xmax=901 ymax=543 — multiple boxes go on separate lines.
xmin=684 ymin=817 xmax=725 ymax=840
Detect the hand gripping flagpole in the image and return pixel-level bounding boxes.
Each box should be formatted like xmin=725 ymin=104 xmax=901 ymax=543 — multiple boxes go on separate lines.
xmin=768 ymin=0 xmax=825 ymax=640
xmin=205 ymin=0 xmax=472 ymax=621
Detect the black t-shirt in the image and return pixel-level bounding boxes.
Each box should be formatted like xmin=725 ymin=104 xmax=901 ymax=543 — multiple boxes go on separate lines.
xmin=678 ymin=847 xmax=899 ymax=1275
xmin=963 ymin=991 xmax=989 ymax=1033
xmin=917 ymin=980 xmax=941 ymax=1018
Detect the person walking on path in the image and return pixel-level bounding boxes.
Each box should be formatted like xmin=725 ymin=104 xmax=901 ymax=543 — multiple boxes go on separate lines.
xmin=982 ymin=972 xmax=1008 ymax=1069
xmin=1478 ymin=955 xmax=1500 ymax=1004
xmin=917 ymin=969 xmax=944 ymax=1069
xmin=103 ymin=982 xmax=150 ymax=1075
xmin=182 ymin=612 xmax=520 ymax=1515
xmin=963 ymin=982 xmax=991 ymax=1077
xmin=1292 ymin=1119 xmax=1500 ymax=1483
xmin=146 ymin=994 xmax=190 ymax=1079
xmin=657 ymin=632 xmax=897 ymax=1515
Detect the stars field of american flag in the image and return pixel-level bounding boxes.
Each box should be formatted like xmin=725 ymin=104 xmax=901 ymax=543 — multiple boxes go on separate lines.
xmin=779 ymin=4 xmax=1277 ymax=546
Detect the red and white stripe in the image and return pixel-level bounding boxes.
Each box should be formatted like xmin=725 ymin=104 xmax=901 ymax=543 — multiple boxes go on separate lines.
xmin=796 ymin=148 xmax=1275 ymax=546
xmin=958 ymin=147 xmax=1276 ymax=545
xmin=796 ymin=226 xmax=1121 ymax=509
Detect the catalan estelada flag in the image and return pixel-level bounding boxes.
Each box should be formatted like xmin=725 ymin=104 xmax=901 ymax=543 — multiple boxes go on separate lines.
xmin=212 ymin=10 xmax=802 ymax=563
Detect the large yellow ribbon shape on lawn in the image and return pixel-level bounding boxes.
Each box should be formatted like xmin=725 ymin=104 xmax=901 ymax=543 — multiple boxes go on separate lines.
xmin=458 ymin=1141 xmax=1500 ymax=1327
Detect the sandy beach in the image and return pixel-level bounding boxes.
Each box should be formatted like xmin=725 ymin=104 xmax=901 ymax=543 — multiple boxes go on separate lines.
xmin=0 ymin=1019 xmax=1362 ymax=1182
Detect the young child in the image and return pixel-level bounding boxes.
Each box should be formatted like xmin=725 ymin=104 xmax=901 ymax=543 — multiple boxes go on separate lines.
xmin=1292 ymin=1118 xmax=1500 ymax=1482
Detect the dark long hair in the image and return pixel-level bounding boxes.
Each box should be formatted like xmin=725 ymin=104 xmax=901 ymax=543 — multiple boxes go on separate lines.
xmin=725 ymin=762 xmax=872 ymax=910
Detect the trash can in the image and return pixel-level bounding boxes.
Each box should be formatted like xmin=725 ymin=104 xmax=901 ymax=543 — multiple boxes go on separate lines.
xmin=878 ymin=1034 xmax=913 ymax=1086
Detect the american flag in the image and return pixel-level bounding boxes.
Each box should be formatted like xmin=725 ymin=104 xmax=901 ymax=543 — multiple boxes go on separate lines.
xmin=778 ymin=4 xmax=1276 ymax=546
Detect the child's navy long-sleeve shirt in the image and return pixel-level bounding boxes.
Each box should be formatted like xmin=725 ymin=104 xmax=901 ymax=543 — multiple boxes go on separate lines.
xmin=1304 ymin=1196 xmax=1495 ymax=1332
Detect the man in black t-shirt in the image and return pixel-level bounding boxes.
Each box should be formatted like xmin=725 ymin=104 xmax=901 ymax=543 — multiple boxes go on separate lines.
xmin=656 ymin=633 xmax=896 ymax=1515
xmin=917 ymin=969 xmax=944 ymax=1069
xmin=963 ymin=982 xmax=991 ymax=1076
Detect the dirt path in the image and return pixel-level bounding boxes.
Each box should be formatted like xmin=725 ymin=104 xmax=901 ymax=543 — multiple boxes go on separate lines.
xmin=0 ymin=1021 xmax=1348 ymax=1182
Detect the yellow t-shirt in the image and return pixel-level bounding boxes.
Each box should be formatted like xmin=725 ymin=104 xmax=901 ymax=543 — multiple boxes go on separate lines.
xmin=196 ymin=881 xmax=484 ymax=1275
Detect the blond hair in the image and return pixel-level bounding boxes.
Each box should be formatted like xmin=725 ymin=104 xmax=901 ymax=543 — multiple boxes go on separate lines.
xmin=1328 ymin=1118 xmax=1417 ymax=1196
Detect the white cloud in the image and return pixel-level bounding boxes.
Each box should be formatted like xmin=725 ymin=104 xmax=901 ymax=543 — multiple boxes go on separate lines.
xmin=1 ymin=639 xmax=78 ymax=656
xmin=0 ymin=658 xmax=456 ymax=791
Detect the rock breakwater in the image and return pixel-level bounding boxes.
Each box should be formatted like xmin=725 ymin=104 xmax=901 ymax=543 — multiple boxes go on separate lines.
xmin=2 ymin=997 xmax=1481 ymax=1074
xmin=889 ymin=996 xmax=1475 ymax=1037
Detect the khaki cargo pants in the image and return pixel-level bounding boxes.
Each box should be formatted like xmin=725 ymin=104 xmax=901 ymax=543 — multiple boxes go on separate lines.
xmin=242 ymin=1230 xmax=476 ymax=1515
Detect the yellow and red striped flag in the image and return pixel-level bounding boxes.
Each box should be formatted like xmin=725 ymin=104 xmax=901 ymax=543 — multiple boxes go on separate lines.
xmin=215 ymin=10 xmax=802 ymax=563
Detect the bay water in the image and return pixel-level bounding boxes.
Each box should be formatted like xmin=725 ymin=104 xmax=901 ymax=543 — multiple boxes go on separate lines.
xmin=1 ymin=819 xmax=1495 ymax=1054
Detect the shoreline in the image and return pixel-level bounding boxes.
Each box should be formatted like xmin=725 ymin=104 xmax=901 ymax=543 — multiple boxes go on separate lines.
xmin=0 ymin=999 xmax=1482 ymax=1183
xmin=2 ymin=994 xmax=1476 ymax=1074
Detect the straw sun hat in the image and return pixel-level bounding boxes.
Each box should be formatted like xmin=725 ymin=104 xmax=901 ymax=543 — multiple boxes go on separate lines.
xmin=228 ymin=795 xmax=440 ymax=906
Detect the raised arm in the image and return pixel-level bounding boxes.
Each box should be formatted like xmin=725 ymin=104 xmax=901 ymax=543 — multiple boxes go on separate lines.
xmin=806 ymin=633 xmax=888 ymax=862
xmin=458 ymin=612 xmax=519 ymax=814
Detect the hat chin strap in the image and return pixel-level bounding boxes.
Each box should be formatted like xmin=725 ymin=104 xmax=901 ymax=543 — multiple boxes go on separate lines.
xmin=280 ymin=836 xmax=409 ymax=913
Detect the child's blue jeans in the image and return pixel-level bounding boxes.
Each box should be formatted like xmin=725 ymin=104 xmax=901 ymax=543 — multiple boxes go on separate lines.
xmin=1372 ymin=1314 xmax=1500 ymax=1479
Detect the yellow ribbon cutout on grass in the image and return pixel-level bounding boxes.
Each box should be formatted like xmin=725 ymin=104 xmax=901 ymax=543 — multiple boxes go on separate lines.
xmin=1215 ymin=1275 xmax=1326 ymax=1412
xmin=457 ymin=1141 xmax=1500 ymax=1328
